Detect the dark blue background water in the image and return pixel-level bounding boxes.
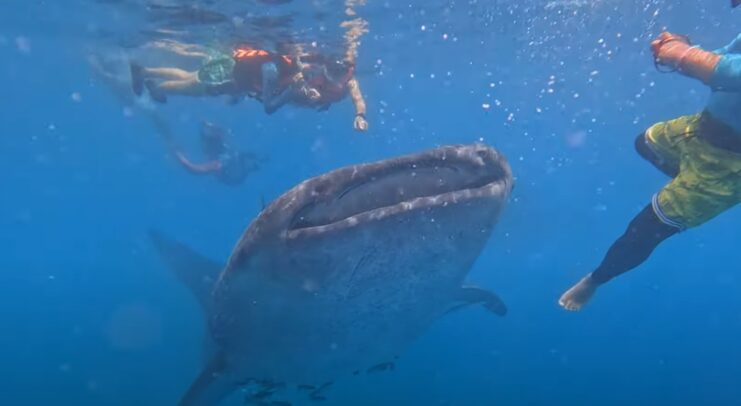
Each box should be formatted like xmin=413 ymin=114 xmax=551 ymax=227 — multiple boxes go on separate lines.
xmin=1 ymin=1 xmax=740 ymax=405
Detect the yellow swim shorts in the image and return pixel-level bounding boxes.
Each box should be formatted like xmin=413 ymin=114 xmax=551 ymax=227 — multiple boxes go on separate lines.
xmin=645 ymin=113 xmax=741 ymax=229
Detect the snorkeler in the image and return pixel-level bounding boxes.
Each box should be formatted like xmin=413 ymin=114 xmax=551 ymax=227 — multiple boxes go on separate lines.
xmin=158 ymin=120 xmax=262 ymax=186
xmin=291 ymin=55 xmax=369 ymax=131
xmin=130 ymin=46 xmax=318 ymax=114
xmin=559 ymin=30 xmax=741 ymax=311
xmin=130 ymin=47 xmax=368 ymax=131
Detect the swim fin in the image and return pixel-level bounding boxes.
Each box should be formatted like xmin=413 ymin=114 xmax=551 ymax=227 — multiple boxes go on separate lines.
xmin=734 ymin=0 xmax=740 ymax=8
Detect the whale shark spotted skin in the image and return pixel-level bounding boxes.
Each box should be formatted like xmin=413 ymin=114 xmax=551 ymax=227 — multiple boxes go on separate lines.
xmin=151 ymin=143 xmax=514 ymax=405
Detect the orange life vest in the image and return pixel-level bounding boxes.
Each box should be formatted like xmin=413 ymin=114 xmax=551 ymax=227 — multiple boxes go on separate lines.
xmin=231 ymin=47 xmax=296 ymax=93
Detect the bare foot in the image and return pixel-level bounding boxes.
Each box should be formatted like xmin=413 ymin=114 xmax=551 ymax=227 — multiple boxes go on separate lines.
xmin=559 ymin=274 xmax=599 ymax=311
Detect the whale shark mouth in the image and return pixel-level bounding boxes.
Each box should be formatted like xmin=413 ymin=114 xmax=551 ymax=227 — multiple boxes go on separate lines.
xmin=287 ymin=145 xmax=512 ymax=235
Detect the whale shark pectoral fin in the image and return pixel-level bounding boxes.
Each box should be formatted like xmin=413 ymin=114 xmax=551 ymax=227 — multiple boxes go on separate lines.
xmin=148 ymin=229 xmax=223 ymax=313
xmin=178 ymin=352 xmax=238 ymax=406
xmin=447 ymin=285 xmax=508 ymax=317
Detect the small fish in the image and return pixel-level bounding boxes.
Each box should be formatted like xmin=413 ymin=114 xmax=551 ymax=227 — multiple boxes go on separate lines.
xmin=251 ymin=389 xmax=275 ymax=400
xmin=308 ymin=382 xmax=332 ymax=402
xmin=367 ymin=362 xmax=395 ymax=373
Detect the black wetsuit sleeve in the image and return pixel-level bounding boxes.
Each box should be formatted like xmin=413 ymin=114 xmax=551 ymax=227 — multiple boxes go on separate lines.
xmin=591 ymin=204 xmax=679 ymax=284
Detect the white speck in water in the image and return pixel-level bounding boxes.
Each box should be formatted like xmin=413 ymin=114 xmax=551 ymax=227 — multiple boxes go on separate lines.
xmin=15 ymin=36 xmax=31 ymax=54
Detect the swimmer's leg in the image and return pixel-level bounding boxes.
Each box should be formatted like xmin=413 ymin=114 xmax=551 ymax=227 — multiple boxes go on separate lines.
xmin=559 ymin=204 xmax=679 ymax=311
xmin=141 ymin=67 xmax=196 ymax=81
xmin=143 ymin=71 xmax=206 ymax=103
xmin=130 ymin=64 xmax=201 ymax=99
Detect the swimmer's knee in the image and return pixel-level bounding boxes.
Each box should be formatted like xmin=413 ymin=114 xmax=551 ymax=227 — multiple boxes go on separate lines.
xmin=263 ymin=103 xmax=277 ymax=115
xmin=635 ymin=132 xmax=679 ymax=178
xmin=634 ymin=132 xmax=650 ymax=157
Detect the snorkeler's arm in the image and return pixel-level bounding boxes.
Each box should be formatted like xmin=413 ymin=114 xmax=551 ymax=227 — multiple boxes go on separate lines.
xmin=174 ymin=151 xmax=222 ymax=174
xmin=652 ymin=32 xmax=720 ymax=86
xmin=261 ymin=62 xmax=294 ymax=115
xmin=348 ymin=77 xmax=368 ymax=132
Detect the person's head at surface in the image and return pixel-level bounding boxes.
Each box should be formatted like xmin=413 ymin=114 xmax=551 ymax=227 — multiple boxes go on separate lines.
xmin=199 ymin=121 xmax=228 ymax=159
xmin=299 ymin=56 xmax=355 ymax=107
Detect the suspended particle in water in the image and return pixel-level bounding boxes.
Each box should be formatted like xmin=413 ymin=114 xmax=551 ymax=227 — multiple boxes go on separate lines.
xmin=15 ymin=36 xmax=31 ymax=54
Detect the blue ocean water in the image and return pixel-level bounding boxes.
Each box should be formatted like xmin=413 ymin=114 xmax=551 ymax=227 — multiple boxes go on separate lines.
xmin=1 ymin=1 xmax=740 ymax=405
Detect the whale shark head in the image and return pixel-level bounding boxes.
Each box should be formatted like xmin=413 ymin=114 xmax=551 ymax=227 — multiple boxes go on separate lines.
xmin=223 ymin=143 xmax=512 ymax=275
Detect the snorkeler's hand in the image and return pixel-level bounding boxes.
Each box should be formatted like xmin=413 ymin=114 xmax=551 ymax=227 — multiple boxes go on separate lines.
xmin=651 ymin=31 xmax=720 ymax=84
xmin=354 ymin=113 xmax=369 ymax=132
xmin=305 ymin=87 xmax=321 ymax=101
xmin=651 ymin=31 xmax=691 ymax=67
xmin=295 ymin=84 xmax=321 ymax=101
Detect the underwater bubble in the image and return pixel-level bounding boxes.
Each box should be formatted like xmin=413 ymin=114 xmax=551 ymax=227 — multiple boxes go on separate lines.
xmin=15 ymin=36 xmax=31 ymax=54
xmin=105 ymin=302 xmax=163 ymax=351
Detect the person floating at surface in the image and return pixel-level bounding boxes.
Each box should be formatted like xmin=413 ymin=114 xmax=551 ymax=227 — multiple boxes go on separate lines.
xmin=293 ymin=54 xmax=368 ymax=131
xmin=559 ymin=30 xmax=741 ymax=311
xmin=156 ymin=120 xmax=262 ymax=187
xmin=130 ymin=45 xmax=320 ymax=115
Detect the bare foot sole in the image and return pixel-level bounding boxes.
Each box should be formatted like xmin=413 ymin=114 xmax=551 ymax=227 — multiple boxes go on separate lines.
xmin=559 ymin=275 xmax=599 ymax=311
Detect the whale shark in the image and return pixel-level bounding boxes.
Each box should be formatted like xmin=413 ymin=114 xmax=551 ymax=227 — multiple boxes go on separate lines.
xmin=151 ymin=143 xmax=514 ymax=405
